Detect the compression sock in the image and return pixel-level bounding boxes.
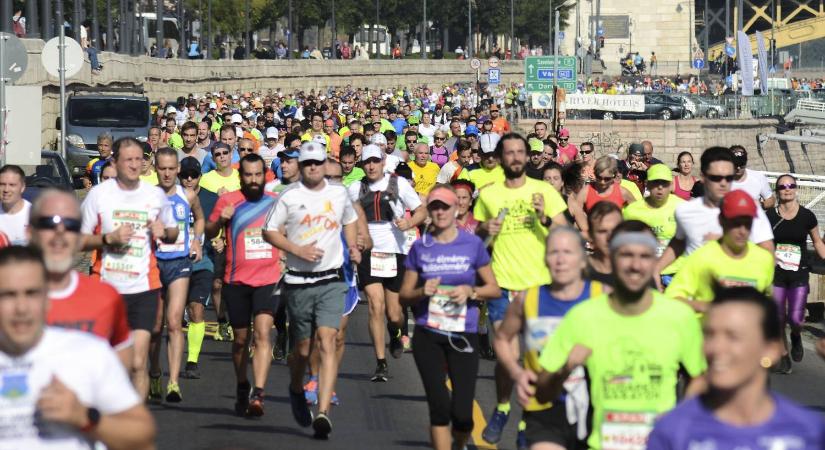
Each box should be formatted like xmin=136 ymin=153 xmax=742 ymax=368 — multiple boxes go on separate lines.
xmin=496 ymin=402 xmax=511 ymax=414
xmin=187 ymin=321 xmax=206 ymax=363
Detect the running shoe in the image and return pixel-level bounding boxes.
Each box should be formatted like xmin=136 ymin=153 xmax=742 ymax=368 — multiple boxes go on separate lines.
xmin=401 ymin=335 xmax=412 ymax=353
xmin=289 ymin=387 xmax=313 ymax=427
xmin=246 ymin=388 xmax=265 ymax=417
xmin=165 ymin=382 xmax=182 ymax=403
xmin=148 ymin=374 xmax=162 ymax=402
xmin=791 ymin=332 xmax=804 ymax=362
xmin=312 ymin=412 xmax=332 ymax=439
xmin=273 ymin=333 xmax=287 ymax=360
xmin=304 ymin=378 xmax=319 ymax=405
xmin=183 ymin=362 xmax=201 ymax=379
xmin=389 ymin=330 xmax=403 ymax=359
xmin=482 ymin=409 xmax=510 ymax=444
xmin=215 ymin=321 xmax=233 ymax=341
xmin=516 ymin=429 xmax=528 ymax=450
xmin=235 ymin=382 xmax=251 ymax=416
xmin=371 ymin=361 xmax=389 ymax=382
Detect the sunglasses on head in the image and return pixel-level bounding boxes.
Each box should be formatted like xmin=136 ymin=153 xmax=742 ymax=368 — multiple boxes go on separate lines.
xmin=32 ymin=216 xmax=82 ymax=233
xmin=705 ymin=174 xmax=735 ymax=183
xmin=777 ymin=183 xmax=797 ymax=191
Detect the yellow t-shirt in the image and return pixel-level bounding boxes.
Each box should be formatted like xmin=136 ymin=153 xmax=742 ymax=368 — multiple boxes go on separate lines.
xmin=139 ymin=172 xmax=158 ymax=185
xmin=459 ymin=165 xmax=505 ymax=191
xmin=665 ymin=240 xmax=774 ymax=303
xmin=301 ymin=131 xmax=331 ymax=149
xmin=474 ymin=177 xmax=568 ymax=290
xmin=622 ymin=194 xmax=684 ymax=274
xmin=200 ymin=169 xmax=241 ymax=194
xmin=620 ymin=179 xmax=643 ymax=202
xmin=409 ymin=161 xmax=440 ymax=195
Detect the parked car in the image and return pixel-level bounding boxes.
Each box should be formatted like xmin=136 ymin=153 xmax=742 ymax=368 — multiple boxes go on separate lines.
xmin=673 ymin=95 xmax=725 ymax=118
xmin=20 ymin=151 xmax=83 ymax=203
xmin=59 ymin=92 xmax=152 ymax=179
xmin=597 ymin=93 xmax=691 ymax=120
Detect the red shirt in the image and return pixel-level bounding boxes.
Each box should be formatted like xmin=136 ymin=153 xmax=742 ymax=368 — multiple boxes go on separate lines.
xmin=209 ymin=190 xmax=281 ymax=286
xmin=47 ymin=271 xmax=132 ymax=350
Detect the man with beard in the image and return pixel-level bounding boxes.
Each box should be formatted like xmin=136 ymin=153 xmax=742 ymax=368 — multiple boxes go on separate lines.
xmin=475 ymin=133 xmax=569 ymax=444
xmin=535 ymin=220 xmax=707 ymax=450
xmin=30 ymin=189 xmax=132 ymax=368
xmin=206 ymin=154 xmax=281 ymax=417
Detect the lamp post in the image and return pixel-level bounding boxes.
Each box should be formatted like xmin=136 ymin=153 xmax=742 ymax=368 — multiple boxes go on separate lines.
xmin=510 ymin=0 xmax=514 ymax=55
xmin=331 ymin=0 xmax=336 ymax=59
xmin=467 ymin=0 xmax=472 ymax=58
xmin=422 ymin=0 xmax=427 ymax=59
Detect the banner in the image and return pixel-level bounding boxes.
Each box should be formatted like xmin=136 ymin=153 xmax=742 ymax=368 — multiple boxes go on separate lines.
xmin=755 ymin=31 xmax=769 ymax=94
xmin=737 ymin=31 xmax=755 ymax=96
xmin=550 ymin=93 xmax=645 ymax=112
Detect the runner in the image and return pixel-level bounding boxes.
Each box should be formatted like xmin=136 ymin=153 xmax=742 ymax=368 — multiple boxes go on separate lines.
xmin=535 ymin=220 xmax=706 ymax=450
xmin=474 ymin=133 xmax=568 ymax=445
xmin=409 ymin=142 xmax=441 ymax=195
xmin=587 ymin=201 xmax=623 ymax=288
xmin=148 ymin=148 xmax=205 ymax=403
xmin=347 ymin=144 xmax=427 ymax=382
xmin=0 ymin=164 xmax=30 ymax=245
xmin=672 ymin=151 xmax=698 ymax=200
xmin=0 ymin=246 xmax=156 ymax=449
xmin=576 ymin=156 xmax=635 ymax=212
xmin=459 ymin=134 xmax=504 ymax=191
xmin=263 ymin=142 xmax=360 ymax=438
xmin=452 ymin=179 xmax=478 ymax=233
xmin=399 ymin=185 xmax=500 ymax=450
xmin=205 ymin=153 xmax=280 ymax=417
xmin=30 ymin=189 xmax=133 ymax=368
xmin=436 ymin=141 xmax=473 ymax=184
xmin=495 ymin=226 xmax=604 ymax=450
xmin=730 ymin=145 xmax=775 ymax=208
xmin=81 ymin=137 xmax=179 ymax=400
xmin=647 ymin=287 xmax=825 ymax=449
xmin=665 ymin=190 xmax=774 ymax=313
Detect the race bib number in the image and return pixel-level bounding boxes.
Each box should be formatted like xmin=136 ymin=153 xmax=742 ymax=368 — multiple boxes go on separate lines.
xmin=370 ymin=251 xmax=397 ymax=277
xmin=601 ymin=411 xmax=656 ymax=450
xmin=402 ymin=229 xmax=418 ymax=254
xmin=427 ymin=286 xmax=467 ymax=332
xmin=244 ymin=228 xmax=272 ymax=260
xmin=775 ymin=243 xmax=802 ymax=271
xmin=158 ymin=221 xmax=187 ymax=254
xmin=524 ymin=316 xmax=561 ymax=352
xmin=102 ymin=209 xmax=148 ymax=282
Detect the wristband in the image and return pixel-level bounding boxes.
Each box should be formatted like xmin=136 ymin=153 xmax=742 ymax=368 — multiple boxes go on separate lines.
xmin=101 ymin=233 xmax=109 ymax=246
xmin=80 ymin=407 xmax=100 ymax=433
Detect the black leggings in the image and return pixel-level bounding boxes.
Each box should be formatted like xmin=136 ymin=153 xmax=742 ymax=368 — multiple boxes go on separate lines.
xmin=412 ymin=326 xmax=479 ymax=432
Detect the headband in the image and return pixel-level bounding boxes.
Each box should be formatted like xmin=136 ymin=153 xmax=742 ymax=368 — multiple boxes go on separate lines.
xmin=609 ymin=232 xmax=659 ymax=253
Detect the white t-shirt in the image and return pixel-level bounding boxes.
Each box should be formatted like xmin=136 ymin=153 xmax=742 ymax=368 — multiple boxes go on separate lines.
xmin=436 ymin=161 xmax=462 ymax=184
xmin=81 ymin=179 xmax=176 ymax=294
xmin=418 ymin=124 xmax=437 ymax=144
xmin=384 ymin=154 xmax=402 ymax=174
xmin=733 ymin=168 xmax=773 ymax=202
xmin=259 ymin=144 xmax=284 ymax=168
xmin=0 ymin=200 xmax=30 ymax=245
xmin=0 ymin=328 xmax=139 ymax=450
xmin=674 ymin=196 xmax=774 ymax=255
xmin=347 ymin=174 xmax=422 ymax=254
xmin=265 ymin=180 xmax=357 ymax=284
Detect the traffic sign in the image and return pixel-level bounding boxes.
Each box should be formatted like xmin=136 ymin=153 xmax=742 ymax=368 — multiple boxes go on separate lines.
xmin=692 ymin=58 xmax=705 ymax=69
xmin=0 ymin=33 xmax=27 ymax=83
xmin=725 ymin=44 xmax=736 ymax=57
xmin=558 ymin=31 xmax=565 ymax=41
xmin=42 ymin=36 xmax=84 ymax=78
xmin=470 ymin=58 xmax=481 ymax=69
xmin=488 ymin=68 xmax=501 ymax=84
xmin=488 ymin=56 xmax=500 ymax=68
xmin=524 ymin=56 xmax=577 ymax=92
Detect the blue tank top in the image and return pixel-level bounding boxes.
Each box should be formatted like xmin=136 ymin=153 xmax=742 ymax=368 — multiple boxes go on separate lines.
xmin=156 ymin=185 xmax=191 ymax=260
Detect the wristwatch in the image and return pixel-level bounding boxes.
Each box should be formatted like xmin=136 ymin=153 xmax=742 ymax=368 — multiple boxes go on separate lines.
xmin=80 ymin=407 xmax=101 ymax=433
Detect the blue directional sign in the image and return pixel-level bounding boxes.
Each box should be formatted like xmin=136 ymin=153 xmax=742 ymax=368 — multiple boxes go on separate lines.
xmin=524 ymin=56 xmax=577 ymax=92
xmin=488 ymin=68 xmax=501 ymax=84
xmin=692 ymin=58 xmax=705 ymax=69
xmin=725 ymin=44 xmax=736 ymax=57
xmin=558 ymin=31 xmax=565 ymax=41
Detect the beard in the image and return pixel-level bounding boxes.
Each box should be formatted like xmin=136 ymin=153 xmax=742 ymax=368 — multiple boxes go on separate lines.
xmin=502 ymin=162 xmax=525 ymax=179
xmin=241 ymin=181 xmax=265 ymax=201
xmin=613 ymin=276 xmax=649 ymax=304
xmin=44 ymin=255 xmax=76 ymax=274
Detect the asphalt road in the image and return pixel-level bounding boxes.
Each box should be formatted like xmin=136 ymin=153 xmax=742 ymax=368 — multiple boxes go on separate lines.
xmin=148 ymin=305 xmax=825 ymax=450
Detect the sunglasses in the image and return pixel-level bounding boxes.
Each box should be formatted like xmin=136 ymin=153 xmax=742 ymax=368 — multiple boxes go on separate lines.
xmin=180 ymin=172 xmax=201 ymax=180
xmin=705 ymin=174 xmax=735 ymax=183
xmin=580 ymin=150 xmax=593 ymax=155
xmin=596 ymin=175 xmax=615 ymax=183
xmin=213 ymin=150 xmax=230 ymax=157
xmin=32 ymin=216 xmax=82 ymax=233
xmin=777 ymin=183 xmax=797 ymax=191
xmin=238 ymin=147 xmax=254 ymax=152
xmin=434 ymin=137 xmax=445 ymax=141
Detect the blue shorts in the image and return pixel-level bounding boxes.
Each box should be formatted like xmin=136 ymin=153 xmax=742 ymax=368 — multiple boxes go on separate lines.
xmin=488 ymin=288 xmax=523 ymax=324
xmin=158 ymin=257 xmax=192 ymax=288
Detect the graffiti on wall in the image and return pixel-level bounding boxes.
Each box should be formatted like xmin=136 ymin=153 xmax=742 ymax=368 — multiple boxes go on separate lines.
xmin=586 ymin=131 xmax=629 ymax=156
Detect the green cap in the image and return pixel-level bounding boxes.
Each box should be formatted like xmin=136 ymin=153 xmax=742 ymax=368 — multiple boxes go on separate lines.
xmin=647 ymin=163 xmax=673 ymax=182
xmin=528 ymin=138 xmax=544 ymax=153
xmin=407 ymin=115 xmax=420 ymax=125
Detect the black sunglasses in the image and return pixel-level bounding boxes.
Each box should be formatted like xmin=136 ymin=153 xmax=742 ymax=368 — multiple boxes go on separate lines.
xmin=180 ymin=172 xmax=201 ymax=180
xmin=213 ymin=150 xmax=230 ymax=157
xmin=32 ymin=216 xmax=82 ymax=233
xmin=238 ymin=147 xmax=254 ymax=152
xmin=705 ymin=174 xmax=735 ymax=183
xmin=777 ymin=183 xmax=797 ymax=191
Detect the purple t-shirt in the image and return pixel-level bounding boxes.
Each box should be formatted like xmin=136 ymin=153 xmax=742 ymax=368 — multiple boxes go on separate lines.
xmin=647 ymin=394 xmax=825 ymax=450
xmin=404 ymin=230 xmax=490 ymax=333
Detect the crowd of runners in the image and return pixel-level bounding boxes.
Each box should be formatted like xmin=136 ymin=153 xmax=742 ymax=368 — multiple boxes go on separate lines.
xmin=0 ymin=84 xmax=824 ymax=450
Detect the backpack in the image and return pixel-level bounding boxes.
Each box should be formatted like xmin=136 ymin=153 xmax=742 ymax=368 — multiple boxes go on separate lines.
xmin=431 ymin=147 xmax=449 ymax=167
xmin=358 ymin=175 xmax=399 ymax=222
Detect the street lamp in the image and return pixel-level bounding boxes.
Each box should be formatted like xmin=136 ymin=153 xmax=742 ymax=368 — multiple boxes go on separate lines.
xmin=468 ymin=0 xmax=473 ymax=58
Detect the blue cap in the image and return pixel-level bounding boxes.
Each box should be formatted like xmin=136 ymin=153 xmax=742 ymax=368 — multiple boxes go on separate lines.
xmin=465 ymin=125 xmax=480 ymax=136
xmin=277 ymin=148 xmax=300 ymax=159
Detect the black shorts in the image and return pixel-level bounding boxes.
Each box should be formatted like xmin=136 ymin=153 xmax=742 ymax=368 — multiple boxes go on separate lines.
xmin=223 ymin=283 xmax=279 ymax=329
xmin=212 ymin=249 xmax=226 ymax=282
xmin=356 ymin=252 xmax=406 ymax=293
xmin=523 ymin=406 xmax=586 ymax=449
xmin=188 ymin=270 xmax=213 ymax=306
xmin=123 ymin=289 xmax=161 ymax=332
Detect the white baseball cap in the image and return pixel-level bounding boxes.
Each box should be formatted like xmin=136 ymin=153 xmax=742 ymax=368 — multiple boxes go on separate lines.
xmin=166 ymin=106 xmax=177 ymax=114
xmin=312 ymin=134 xmax=327 ymax=147
xmin=208 ymin=102 xmax=217 ymax=109
xmin=231 ymin=113 xmax=243 ymax=124
xmin=361 ymin=144 xmax=384 ymax=162
xmin=479 ymin=134 xmax=501 ymax=154
xmin=298 ymin=142 xmax=327 ymax=163
xmin=370 ymin=133 xmax=387 ymax=146
xmin=265 ymin=127 xmax=278 ymax=139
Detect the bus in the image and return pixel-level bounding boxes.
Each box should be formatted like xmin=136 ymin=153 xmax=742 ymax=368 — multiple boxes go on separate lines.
xmin=352 ymin=24 xmax=391 ymax=56
xmin=137 ymin=12 xmax=181 ymax=56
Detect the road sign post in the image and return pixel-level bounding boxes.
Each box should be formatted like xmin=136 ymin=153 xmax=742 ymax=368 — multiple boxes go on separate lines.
xmin=0 ymin=32 xmax=27 ymax=166
xmin=524 ymin=56 xmax=577 ymax=92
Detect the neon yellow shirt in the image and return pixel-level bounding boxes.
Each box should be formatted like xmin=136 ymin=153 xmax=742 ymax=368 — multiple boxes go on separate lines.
xmin=459 ymin=165 xmax=505 ymax=190
xmin=342 ymin=167 xmax=365 ymax=187
xmin=474 ymin=177 xmax=567 ymax=290
xmin=200 ymin=169 xmax=241 ymax=194
xmin=139 ymin=172 xmax=158 ymax=185
xmin=622 ymin=194 xmax=684 ymax=274
xmin=300 ymin=131 xmax=331 ymax=149
xmin=620 ymin=179 xmax=643 ymax=202
xmin=409 ymin=161 xmax=440 ymax=195
xmin=665 ymin=240 xmax=774 ymax=303
xmin=539 ymin=292 xmax=706 ymax=450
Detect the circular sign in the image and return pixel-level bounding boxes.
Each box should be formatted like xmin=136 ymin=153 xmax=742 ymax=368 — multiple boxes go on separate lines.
xmin=470 ymin=58 xmax=481 ymax=69
xmin=488 ymin=56 xmax=500 ymax=68
xmin=42 ymin=36 xmax=84 ymax=79
xmin=692 ymin=58 xmax=705 ymax=69
xmin=0 ymin=33 xmax=28 ymax=84
xmin=724 ymin=44 xmax=736 ymax=57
